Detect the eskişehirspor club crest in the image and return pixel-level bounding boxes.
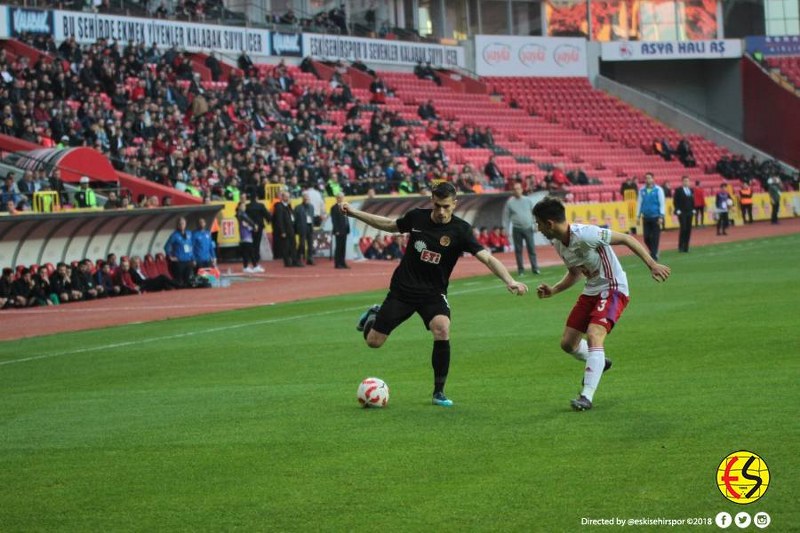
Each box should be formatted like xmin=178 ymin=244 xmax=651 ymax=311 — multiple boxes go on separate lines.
xmin=439 ymin=236 xmax=451 ymax=247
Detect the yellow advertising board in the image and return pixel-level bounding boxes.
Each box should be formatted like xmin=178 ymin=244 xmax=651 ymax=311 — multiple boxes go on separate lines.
xmin=566 ymin=192 xmax=797 ymax=233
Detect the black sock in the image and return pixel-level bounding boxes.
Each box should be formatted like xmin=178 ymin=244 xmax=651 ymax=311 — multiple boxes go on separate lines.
xmin=432 ymin=340 xmax=450 ymax=394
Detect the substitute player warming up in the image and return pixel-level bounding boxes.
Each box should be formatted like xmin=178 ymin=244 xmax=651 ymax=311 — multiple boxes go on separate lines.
xmin=532 ymin=197 xmax=670 ymax=411
xmin=344 ymin=182 xmax=528 ymax=407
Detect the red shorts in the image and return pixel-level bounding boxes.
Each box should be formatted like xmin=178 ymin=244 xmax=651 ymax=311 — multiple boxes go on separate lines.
xmin=566 ymin=290 xmax=630 ymax=334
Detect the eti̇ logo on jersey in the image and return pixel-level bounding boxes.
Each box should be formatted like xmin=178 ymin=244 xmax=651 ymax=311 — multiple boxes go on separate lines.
xmin=717 ymin=450 xmax=770 ymax=504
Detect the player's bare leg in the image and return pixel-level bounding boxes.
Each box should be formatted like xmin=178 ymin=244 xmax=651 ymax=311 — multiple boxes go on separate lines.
xmin=365 ymin=329 xmax=388 ymax=349
xmin=429 ymin=315 xmax=453 ymax=407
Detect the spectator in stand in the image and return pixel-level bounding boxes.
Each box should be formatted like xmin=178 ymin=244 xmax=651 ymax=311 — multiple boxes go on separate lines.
xmin=130 ymin=256 xmax=180 ymax=291
xmin=363 ymin=238 xmax=385 ymax=259
xmin=17 ymin=171 xmax=38 ymax=201
xmin=235 ymin=199 xmax=259 ymax=273
xmin=672 ymin=176 xmax=694 ymax=253
xmin=331 ymin=192 xmax=350 ymax=269
xmin=484 ymin=155 xmax=505 ymax=189
xmin=33 ymin=265 xmax=57 ymax=306
xmin=676 ymin=139 xmax=696 ymax=168
xmin=414 ymin=61 xmax=442 ymax=86
xmin=205 ymin=52 xmax=222 ymax=82
xmin=74 ymin=176 xmax=98 ymax=208
xmin=383 ymin=235 xmax=404 ymax=260
xmin=0 ymin=267 xmax=14 ymax=309
xmin=280 ymin=8 xmax=298 ymax=25
xmin=767 ymin=175 xmax=781 ymax=224
xmin=551 ymin=165 xmax=570 ymax=190
xmin=1 ymin=173 xmax=20 ymax=211
xmin=739 ymin=179 xmax=754 ymax=224
xmin=71 ymin=259 xmax=104 ymax=299
xmin=164 ymin=216 xmax=195 ymax=287
xmin=52 ymin=262 xmax=82 ymax=303
xmin=503 ymin=180 xmax=541 ymax=276
xmin=10 ymin=267 xmax=36 ymax=308
xmin=487 ymin=226 xmax=506 ymax=253
xmin=273 ymin=190 xmax=301 ymax=267
xmin=715 ymin=184 xmax=732 ymax=235
xmin=369 ymin=76 xmax=390 ymax=104
xmin=418 ymin=99 xmax=437 ymax=121
xmin=653 ymin=138 xmax=672 ymax=161
xmin=693 ymin=180 xmax=706 ymax=227
xmin=95 ymin=262 xmax=120 ymax=297
xmin=238 ymin=51 xmax=256 ymax=77
xmin=476 ymin=227 xmax=491 ymax=249
xmin=115 ymin=259 xmax=141 ymax=295
xmin=294 ymin=191 xmax=316 ymax=266
xmin=192 ymin=218 xmax=217 ymax=270
xmin=245 ymin=193 xmax=271 ymax=267
xmin=636 ymin=172 xmax=665 ymax=261
xmin=104 ymin=190 xmax=120 ymax=209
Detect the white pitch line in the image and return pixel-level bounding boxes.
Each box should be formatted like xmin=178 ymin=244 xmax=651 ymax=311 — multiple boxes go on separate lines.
xmin=7 ymin=302 xmax=277 ymax=315
xmin=0 ymin=283 xmax=503 ymax=367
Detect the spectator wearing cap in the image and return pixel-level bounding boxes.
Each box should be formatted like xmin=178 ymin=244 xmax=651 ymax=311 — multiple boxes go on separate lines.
xmin=74 ymin=176 xmax=98 ymax=208
xmin=58 ymin=135 xmax=70 ymax=148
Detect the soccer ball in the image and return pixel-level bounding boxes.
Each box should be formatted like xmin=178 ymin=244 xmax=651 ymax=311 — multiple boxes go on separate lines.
xmin=357 ymin=377 xmax=389 ymax=408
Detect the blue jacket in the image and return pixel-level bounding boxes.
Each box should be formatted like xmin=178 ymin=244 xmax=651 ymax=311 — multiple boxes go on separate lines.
xmin=165 ymin=230 xmax=195 ymax=262
xmin=192 ymin=229 xmax=216 ymax=262
xmin=637 ymin=185 xmax=665 ymax=218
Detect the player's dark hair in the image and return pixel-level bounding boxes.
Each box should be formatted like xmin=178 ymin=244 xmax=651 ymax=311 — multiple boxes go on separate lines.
xmin=532 ymin=196 xmax=566 ymax=223
xmin=431 ymin=181 xmax=457 ymax=200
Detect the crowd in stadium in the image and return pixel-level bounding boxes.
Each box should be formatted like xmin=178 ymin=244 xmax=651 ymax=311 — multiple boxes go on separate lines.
xmin=1 ymin=29 xmax=528 ymax=208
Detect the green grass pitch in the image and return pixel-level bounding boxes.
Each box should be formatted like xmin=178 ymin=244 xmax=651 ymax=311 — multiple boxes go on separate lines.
xmin=1 ymin=234 xmax=798 ymax=531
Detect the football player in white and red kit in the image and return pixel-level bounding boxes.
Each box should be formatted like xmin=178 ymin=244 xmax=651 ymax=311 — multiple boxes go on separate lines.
xmin=533 ymin=196 xmax=671 ymax=411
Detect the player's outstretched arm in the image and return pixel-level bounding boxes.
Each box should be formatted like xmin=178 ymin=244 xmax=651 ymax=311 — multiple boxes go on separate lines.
xmin=341 ymin=202 xmax=399 ymax=233
xmin=475 ymin=250 xmax=528 ymax=296
xmin=537 ymin=267 xmax=580 ymax=298
xmin=610 ymin=231 xmax=671 ymax=282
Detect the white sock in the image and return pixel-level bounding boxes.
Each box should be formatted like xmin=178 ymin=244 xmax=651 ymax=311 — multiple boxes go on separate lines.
xmin=570 ymin=339 xmax=588 ymax=361
xmin=581 ymin=347 xmax=606 ymax=402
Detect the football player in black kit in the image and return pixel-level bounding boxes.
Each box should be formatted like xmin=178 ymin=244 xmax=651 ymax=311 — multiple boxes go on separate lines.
xmin=343 ymin=182 xmax=528 ymax=407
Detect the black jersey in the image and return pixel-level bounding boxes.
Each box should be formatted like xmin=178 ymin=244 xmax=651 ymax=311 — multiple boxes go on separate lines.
xmin=390 ymin=208 xmax=484 ymax=299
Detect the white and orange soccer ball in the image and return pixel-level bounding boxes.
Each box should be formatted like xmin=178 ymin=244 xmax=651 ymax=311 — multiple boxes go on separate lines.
xmin=357 ymin=377 xmax=390 ymax=408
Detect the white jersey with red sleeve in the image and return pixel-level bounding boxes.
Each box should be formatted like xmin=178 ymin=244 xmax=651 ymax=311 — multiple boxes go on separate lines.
xmin=550 ymin=224 xmax=629 ymax=296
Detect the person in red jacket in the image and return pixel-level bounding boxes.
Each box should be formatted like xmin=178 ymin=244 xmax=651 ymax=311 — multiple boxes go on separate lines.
xmin=692 ymin=180 xmax=706 ymax=227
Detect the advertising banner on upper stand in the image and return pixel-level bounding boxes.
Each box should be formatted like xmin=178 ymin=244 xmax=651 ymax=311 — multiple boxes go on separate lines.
xmin=474 ymin=35 xmax=588 ymax=77
xmin=601 ymin=39 xmax=742 ymax=61
xmin=302 ymin=33 xmax=465 ymax=68
xmin=270 ymin=32 xmax=303 ymax=57
xmin=53 ymin=10 xmax=270 ymax=55
xmin=745 ymin=35 xmax=800 ymax=57
xmin=9 ymin=7 xmax=53 ymax=37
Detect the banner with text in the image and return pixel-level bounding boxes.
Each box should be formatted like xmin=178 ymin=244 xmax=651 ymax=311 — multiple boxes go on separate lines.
xmin=745 ymin=35 xmax=800 ymax=57
xmin=9 ymin=7 xmax=53 ymax=37
xmin=270 ymin=32 xmax=302 ymax=57
xmin=53 ymin=11 xmax=270 ymax=55
xmin=302 ymin=33 xmax=465 ymax=68
xmin=474 ymin=35 xmax=588 ymax=77
xmin=601 ymin=39 xmax=742 ymax=61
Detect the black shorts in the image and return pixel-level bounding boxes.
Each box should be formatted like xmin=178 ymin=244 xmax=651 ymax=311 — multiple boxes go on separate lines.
xmin=372 ymin=291 xmax=451 ymax=335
